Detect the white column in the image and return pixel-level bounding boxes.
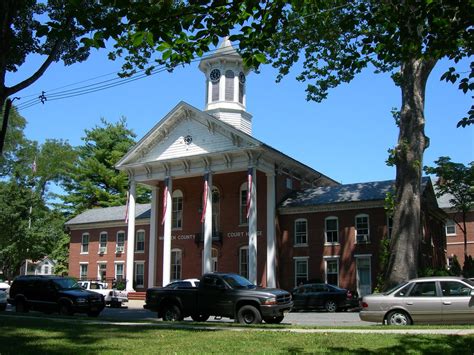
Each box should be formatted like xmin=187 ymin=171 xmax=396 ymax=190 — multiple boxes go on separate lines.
xmin=248 ymin=167 xmax=257 ymax=285
xmin=266 ymin=172 xmax=276 ymax=288
xmin=147 ymin=185 xmax=158 ymax=288
xmin=125 ymin=180 xmax=136 ymax=292
xmin=162 ymin=178 xmax=173 ymax=286
xmin=203 ymin=173 xmax=213 ymax=274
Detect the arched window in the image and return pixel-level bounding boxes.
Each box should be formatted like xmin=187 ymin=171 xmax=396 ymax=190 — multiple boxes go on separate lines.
xmin=239 ymin=246 xmax=249 ymax=279
xmin=325 ymin=217 xmax=339 ymax=244
xmin=294 ymin=218 xmax=308 ymax=246
xmin=225 ymin=70 xmax=234 ymax=101
xmin=171 ymin=249 xmax=182 ymax=281
xmin=212 ymin=78 xmax=220 ymax=101
xmin=172 ymin=189 xmax=183 ymax=230
xmin=239 ymin=182 xmax=248 ymax=225
xmin=355 ymin=214 xmax=370 ymax=243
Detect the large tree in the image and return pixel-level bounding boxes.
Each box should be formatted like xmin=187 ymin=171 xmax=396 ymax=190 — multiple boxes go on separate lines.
xmin=61 ymin=117 xmax=149 ymax=215
xmin=425 ymin=157 xmax=474 ymax=260
xmin=230 ymin=0 xmax=473 ymax=288
xmin=0 ymin=0 xmax=263 ymax=155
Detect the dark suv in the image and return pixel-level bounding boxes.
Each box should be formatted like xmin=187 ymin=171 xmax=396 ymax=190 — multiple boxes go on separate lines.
xmin=8 ymin=275 xmax=105 ymax=317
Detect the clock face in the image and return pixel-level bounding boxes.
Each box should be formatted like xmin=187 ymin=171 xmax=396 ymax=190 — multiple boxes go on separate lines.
xmin=239 ymin=72 xmax=246 ymax=84
xmin=210 ymin=69 xmax=221 ymax=82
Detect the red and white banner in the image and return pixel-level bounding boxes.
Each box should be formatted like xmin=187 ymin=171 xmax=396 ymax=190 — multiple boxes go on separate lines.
xmin=200 ymin=174 xmax=209 ymax=223
xmin=246 ymin=167 xmax=253 ymax=219
xmin=161 ymin=178 xmax=169 ymax=225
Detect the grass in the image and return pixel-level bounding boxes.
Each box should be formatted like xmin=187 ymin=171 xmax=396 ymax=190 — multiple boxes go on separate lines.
xmin=0 ymin=315 xmax=473 ymax=354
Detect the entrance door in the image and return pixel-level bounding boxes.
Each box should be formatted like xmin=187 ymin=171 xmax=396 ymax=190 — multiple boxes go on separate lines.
xmin=356 ymin=257 xmax=371 ymax=297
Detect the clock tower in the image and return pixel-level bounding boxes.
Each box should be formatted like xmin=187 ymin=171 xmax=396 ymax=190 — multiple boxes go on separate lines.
xmin=198 ymin=37 xmax=253 ymax=135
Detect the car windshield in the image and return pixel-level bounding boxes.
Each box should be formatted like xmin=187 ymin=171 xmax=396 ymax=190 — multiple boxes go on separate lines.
xmin=222 ymin=274 xmax=255 ymax=289
xmin=463 ymin=278 xmax=474 ymax=287
xmin=54 ymin=278 xmax=82 ymax=290
xmin=383 ymin=281 xmax=409 ymax=295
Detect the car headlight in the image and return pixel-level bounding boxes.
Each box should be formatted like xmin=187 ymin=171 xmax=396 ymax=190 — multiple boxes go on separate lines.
xmin=76 ymin=298 xmax=87 ymax=304
xmin=262 ymin=297 xmax=277 ymax=305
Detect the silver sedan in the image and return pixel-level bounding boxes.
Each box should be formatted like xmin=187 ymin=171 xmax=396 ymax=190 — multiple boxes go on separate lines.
xmin=359 ymin=276 xmax=474 ymax=325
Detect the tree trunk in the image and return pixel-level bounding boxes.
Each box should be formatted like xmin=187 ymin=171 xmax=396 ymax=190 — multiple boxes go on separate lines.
xmin=384 ymin=57 xmax=436 ymax=289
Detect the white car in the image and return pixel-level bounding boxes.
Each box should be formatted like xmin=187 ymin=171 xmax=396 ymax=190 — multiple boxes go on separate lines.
xmin=165 ymin=278 xmax=200 ymax=289
xmin=0 ymin=290 xmax=7 ymax=311
xmin=0 ymin=282 xmax=10 ymax=296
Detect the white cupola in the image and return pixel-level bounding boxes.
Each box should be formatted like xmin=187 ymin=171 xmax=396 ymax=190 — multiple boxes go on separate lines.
xmin=198 ymin=37 xmax=253 ymax=135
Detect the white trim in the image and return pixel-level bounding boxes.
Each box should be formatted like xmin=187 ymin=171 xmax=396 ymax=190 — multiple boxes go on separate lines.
xmin=324 ymin=258 xmax=339 ymax=287
xmin=134 ymin=261 xmax=145 ymax=288
xmin=292 ymin=256 xmax=310 ymax=260
xmin=446 ymin=241 xmax=474 ymax=245
xmin=135 ymin=229 xmax=146 ymax=253
xmin=171 ymin=248 xmax=183 ymax=282
xmin=98 ymin=231 xmax=107 ymax=254
xmin=355 ymin=213 xmax=370 ymax=244
xmin=325 ymin=216 xmax=339 ymax=244
xmin=294 ymin=257 xmax=308 ymax=287
xmin=354 ymin=253 xmax=373 ymax=258
xmin=81 ymin=233 xmax=89 ymax=254
xmin=172 ymin=189 xmax=184 ymax=230
xmin=116 ymin=230 xmax=126 ymax=253
xmin=323 ymin=255 xmax=340 ymax=259
xmin=294 ymin=218 xmax=308 ymax=246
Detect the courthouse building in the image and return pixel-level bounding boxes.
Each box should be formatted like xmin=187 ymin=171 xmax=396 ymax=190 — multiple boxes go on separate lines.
xmin=66 ymin=39 xmax=446 ymax=296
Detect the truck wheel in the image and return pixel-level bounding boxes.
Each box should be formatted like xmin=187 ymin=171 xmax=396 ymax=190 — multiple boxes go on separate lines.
xmin=264 ymin=316 xmax=284 ymax=324
xmin=237 ymin=305 xmax=262 ymax=325
xmin=59 ymin=302 xmax=73 ymax=316
xmin=191 ymin=314 xmax=209 ymax=322
xmin=162 ymin=304 xmax=183 ymax=321
xmin=15 ymin=299 xmax=28 ymax=313
xmin=324 ymin=300 xmax=337 ymax=312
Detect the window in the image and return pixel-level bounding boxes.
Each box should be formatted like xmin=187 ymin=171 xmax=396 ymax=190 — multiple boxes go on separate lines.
xmin=409 ymin=282 xmax=437 ymax=297
xmin=116 ymin=231 xmax=125 ymax=253
xmin=99 ymin=232 xmax=107 ymax=253
xmin=98 ymin=263 xmax=107 ymax=281
xmin=294 ymin=258 xmax=308 ymax=286
xmin=440 ymin=281 xmax=472 ymax=297
xmin=286 ymin=178 xmax=293 ymax=190
xmin=171 ymin=249 xmax=182 ymax=281
xmin=239 ymin=246 xmax=249 ymax=279
xmin=225 ymin=70 xmax=234 ymax=101
xmin=386 ymin=215 xmax=393 ymax=239
xmin=212 ymin=78 xmax=219 ymax=101
xmin=325 ymin=217 xmax=339 ymax=244
xmin=135 ymin=230 xmax=145 ymax=253
xmin=239 ymin=182 xmax=248 ymax=225
xmin=135 ymin=262 xmax=145 ymax=288
xmin=43 ymin=265 xmax=49 ymax=275
xmin=172 ymin=190 xmax=183 ymax=229
xmin=80 ymin=263 xmax=88 ymax=280
xmin=294 ymin=219 xmax=308 ymax=245
xmin=326 ymin=259 xmax=339 ymax=286
xmin=445 ymin=219 xmax=456 ymax=236
xmin=115 ymin=263 xmax=124 ymax=281
xmin=81 ymin=233 xmax=89 ymax=254
xmin=355 ymin=214 xmax=370 ymax=243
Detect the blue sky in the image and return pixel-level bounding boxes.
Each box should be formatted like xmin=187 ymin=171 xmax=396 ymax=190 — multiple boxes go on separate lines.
xmin=8 ymin=45 xmax=473 ymax=185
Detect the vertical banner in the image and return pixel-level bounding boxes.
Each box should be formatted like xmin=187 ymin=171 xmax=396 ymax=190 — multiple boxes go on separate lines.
xmin=161 ymin=177 xmax=169 ymax=225
xmin=201 ymin=173 xmax=209 ymax=223
xmin=246 ymin=167 xmax=253 ymax=219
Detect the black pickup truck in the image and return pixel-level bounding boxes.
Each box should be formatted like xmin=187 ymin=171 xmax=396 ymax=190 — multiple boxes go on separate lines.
xmin=144 ymin=273 xmax=293 ymax=324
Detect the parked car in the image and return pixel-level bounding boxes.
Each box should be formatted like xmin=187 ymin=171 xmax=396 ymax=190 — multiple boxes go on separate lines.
xmin=8 ymin=275 xmax=106 ymax=317
xmin=165 ymin=278 xmax=200 ymax=289
xmin=360 ymin=276 xmax=474 ymax=325
xmin=0 ymin=282 xmax=10 ymax=297
xmin=78 ymin=280 xmax=128 ymax=308
xmin=144 ymin=273 xmax=293 ymax=324
xmin=0 ymin=290 xmax=7 ymax=311
xmin=291 ymin=283 xmax=358 ymax=312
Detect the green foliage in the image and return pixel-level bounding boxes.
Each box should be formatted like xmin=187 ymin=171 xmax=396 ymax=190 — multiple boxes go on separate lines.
xmin=419 ymin=267 xmax=452 ymax=277
xmin=374 ymin=235 xmax=391 ymax=293
xmin=450 ymin=255 xmax=462 ymax=277
xmin=61 ymin=117 xmax=150 ymax=215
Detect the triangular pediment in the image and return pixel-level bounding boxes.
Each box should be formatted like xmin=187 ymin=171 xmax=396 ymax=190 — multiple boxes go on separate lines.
xmin=116 ymin=102 xmax=260 ymax=167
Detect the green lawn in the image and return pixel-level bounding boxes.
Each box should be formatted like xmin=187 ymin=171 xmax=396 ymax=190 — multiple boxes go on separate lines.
xmin=0 ymin=316 xmax=473 ymax=354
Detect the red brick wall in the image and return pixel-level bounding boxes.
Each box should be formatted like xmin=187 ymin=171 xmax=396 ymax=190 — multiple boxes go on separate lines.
xmin=446 ymin=210 xmax=474 ymax=266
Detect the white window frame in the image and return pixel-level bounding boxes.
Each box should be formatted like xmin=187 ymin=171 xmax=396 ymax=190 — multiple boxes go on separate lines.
xmin=239 ymin=246 xmax=249 ymax=279
xmin=355 ymin=214 xmax=370 ymax=244
xmin=172 ymin=189 xmax=183 ymax=230
xmin=171 ymin=248 xmax=182 ymax=281
xmin=324 ymin=256 xmax=340 ymax=287
xmin=325 ymin=216 xmax=339 ymax=244
xmin=134 ymin=261 xmax=145 ymax=288
xmin=81 ymin=233 xmax=89 ymax=254
xmin=293 ymin=257 xmax=309 ymax=287
xmin=79 ymin=262 xmax=88 ymax=280
xmin=445 ymin=219 xmax=456 ymax=236
xmin=116 ymin=231 xmax=125 ymax=253
xmin=114 ymin=262 xmax=125 ymax=281
xmin=97 ymin=262 xmax=107 ymax=281
xmin=239 ymin=182 xmax=248 ymax=226
xmin=99 ymin=232 xmax=107 ymax=254
xmin=294 ymin=218 xmax=308 ymax=246
xmin=135 ymin=229 xmax=145 ymax=253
